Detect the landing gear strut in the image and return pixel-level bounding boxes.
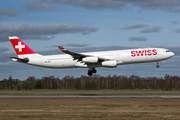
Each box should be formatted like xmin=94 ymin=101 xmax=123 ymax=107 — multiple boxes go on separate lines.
xmin=156 ymin=61 xmax=160 ymax=68
xmin=87 ymin=68 xmax=97 ymax=76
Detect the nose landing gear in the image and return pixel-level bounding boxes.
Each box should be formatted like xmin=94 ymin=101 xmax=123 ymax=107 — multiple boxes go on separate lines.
xmin=156 ymin=61 xmax=160 ymax=68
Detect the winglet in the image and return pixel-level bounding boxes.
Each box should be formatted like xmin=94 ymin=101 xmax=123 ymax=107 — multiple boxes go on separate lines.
xmin=58 ymin=46 xmax=66 ymax=51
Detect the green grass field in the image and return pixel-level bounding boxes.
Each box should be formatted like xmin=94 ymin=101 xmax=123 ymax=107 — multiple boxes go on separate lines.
xmin=0 ymin=99 xmax=180 ymax=120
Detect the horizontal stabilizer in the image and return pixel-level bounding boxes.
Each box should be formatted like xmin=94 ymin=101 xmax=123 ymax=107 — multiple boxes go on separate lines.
xmin=8 ymin=57 xmax=29 ymax=63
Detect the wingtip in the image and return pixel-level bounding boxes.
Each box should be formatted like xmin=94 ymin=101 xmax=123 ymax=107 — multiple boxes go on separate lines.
xmin=58 ymin=46 xmax=66 ymax=50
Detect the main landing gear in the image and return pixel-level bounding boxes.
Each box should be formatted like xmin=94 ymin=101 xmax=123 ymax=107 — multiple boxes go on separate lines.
xmin=88 ymin=68 xmax=97 ymax=76
xmin=156 ymin=61 xmax=160 ymax=68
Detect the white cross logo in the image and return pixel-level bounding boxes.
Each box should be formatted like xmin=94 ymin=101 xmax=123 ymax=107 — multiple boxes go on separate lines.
xmin=15 ymin=42 xmax=25 ymax=52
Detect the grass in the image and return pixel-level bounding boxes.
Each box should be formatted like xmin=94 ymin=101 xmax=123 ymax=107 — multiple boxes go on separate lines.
xmin=0 ymin=99 xmax=180 ymax=120
xmin=0 ymin=90 xmax=180 ymax=119
xmin=0 ymin=89 xmax=180 ymax=95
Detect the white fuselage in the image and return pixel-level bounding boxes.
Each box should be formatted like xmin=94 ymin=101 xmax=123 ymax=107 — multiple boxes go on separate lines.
xmin=18 ymin=48 xmax=174 ymax=69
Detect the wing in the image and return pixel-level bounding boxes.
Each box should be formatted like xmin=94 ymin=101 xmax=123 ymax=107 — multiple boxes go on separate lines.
xmin=58 ymin=46 xmax=107 ymax=62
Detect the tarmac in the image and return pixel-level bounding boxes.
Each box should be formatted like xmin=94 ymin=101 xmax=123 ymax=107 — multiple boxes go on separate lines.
xmin=0 ymin=91 xmax=180 ymax=93
xmin=0 ymin=95 xmax=180 ymax=99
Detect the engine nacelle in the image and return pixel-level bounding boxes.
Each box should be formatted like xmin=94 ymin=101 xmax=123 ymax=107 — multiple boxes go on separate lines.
xmin=82 ymin=57 xmax=98 ymax=63
xmin=102 ymin=60 xmax=117 ymax=68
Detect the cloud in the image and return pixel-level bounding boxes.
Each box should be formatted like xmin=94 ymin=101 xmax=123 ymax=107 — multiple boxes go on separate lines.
xmin=0 ymin=23 xmax=98 ymax=42
xmin=53 ymin=0 xmax=126 ymax=10
xmin=129 ymin=0 xmax=180 ymax=12
xmin=52 ymin=0 xmax=180 ymax=12
xmin=47 ymin=43 xmax=89 ymax=48
xmin=0 ymin=46 xmax=9 ymax=53
xmin=121 ymin=24 xmax=147 ymax=30
xmin=172 ymin=21 xmax=179 ymax=25
xmin=0 ymin=8 xmax=17 ymax=16
xmin=128 ymin=37 xmax=147 ymax=41
xmin=140 ymin=26 xmax=161 ymax=33
xmin=0 ymin=53 xmax=14 ymax=62
xmin=24 ymin=1 xmax=56 ymax=11
xmin=175 ymin=29 xmax=180 ymax=33
xmin=0 ymin=17 xmax=6 ymax=21
xmin=66 ymin=43 xmax=89 ymax=47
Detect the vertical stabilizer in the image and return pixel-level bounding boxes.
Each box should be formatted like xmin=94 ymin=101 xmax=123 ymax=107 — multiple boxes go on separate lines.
xmin=9 ymin=36 xmax=41 ymax=58
xmin=9 ymin=36 xmax=36 ymax=55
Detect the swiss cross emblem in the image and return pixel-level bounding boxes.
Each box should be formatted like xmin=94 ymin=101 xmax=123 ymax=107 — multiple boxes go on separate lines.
xmin=15 ymin=42 xmax=25 ymax=52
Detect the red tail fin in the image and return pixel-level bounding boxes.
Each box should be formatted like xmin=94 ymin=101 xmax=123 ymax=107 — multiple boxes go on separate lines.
xmin=9 ymin=36 xmax=36 ymax=55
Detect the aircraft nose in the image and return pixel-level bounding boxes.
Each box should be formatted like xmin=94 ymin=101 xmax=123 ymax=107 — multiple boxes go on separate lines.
xmin=170 ymin=52 xmax=175 ymax=57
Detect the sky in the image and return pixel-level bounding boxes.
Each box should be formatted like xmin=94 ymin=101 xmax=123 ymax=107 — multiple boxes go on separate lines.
xmin=0 ymin=0 xmax=180 ymax=80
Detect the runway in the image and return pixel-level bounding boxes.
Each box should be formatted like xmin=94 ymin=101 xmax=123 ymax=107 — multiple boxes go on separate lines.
xmin=0 ymin=91 xmax=180 ymax=93
xmin=0 ymin=95 xmax=180 ymax=99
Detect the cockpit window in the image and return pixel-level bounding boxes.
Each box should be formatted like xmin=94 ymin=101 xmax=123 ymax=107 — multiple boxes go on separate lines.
xmin=166 ymin=50 xmax=170 ymax=52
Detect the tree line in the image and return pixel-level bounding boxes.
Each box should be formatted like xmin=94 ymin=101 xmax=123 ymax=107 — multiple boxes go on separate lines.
xmin=0 ymin=74 xmax=180 ymax=90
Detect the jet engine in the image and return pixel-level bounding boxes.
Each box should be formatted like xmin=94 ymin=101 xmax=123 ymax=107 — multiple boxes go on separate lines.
xmin=82 ymin=57 xmax=98 ymax=63
xmin=102 ymin=60 xmax=117 ymax=67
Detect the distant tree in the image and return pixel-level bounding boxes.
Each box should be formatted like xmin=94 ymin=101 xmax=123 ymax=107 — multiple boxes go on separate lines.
xmin=35 ymin=80 xmax=42 ymax=89
xmin=17 ymin=82 xmax=23 ymax=90
xmin=26 ymin=76 xmax=36 ymax=88
xmin=0 ymin=79 xmax=8 ymax=89
xmin=85 ymin=81 xmax=98 ymax=90
xmin=8 ymin=76 xmax=12 ymax=90
xmin=75 ymin=79 xmax=81 ymax=90
xmin=2 ymin=74 xmax=180 ymax=90
xmin=17 ymin=80 xmax=33 ymax=90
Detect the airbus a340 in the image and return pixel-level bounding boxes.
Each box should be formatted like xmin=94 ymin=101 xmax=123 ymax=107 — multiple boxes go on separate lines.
xmin=9 ymin=36 xmax=174 ymax=76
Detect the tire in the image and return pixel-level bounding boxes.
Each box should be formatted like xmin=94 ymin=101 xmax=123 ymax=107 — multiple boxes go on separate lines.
xmin=156 ymin=65 xmax=160 ymax=68
xmin=92 ymin=69 xmax=97 ymax=73
xmin=88 ymin=70 xmax=92 ymax=76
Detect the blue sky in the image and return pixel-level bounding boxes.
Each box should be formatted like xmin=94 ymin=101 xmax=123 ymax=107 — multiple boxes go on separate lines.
xmin=0 ymin=0 xmax=180 ymax=80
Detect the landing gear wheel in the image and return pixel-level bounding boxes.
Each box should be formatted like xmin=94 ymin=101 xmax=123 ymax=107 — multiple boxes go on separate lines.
xmin=88 ymin=70 xmax=92 ymax=76
xmin=92 ymin=69 xmax=97 ymax=73
xmin=156 ymin=61 xmax=160 ymax=68
xmin=156 ymin=65 xmax=160 ymax=68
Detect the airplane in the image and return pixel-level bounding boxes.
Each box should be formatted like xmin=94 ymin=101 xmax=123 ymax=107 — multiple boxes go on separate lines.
xmin=9 ymin=36 xmax=174 ymax=76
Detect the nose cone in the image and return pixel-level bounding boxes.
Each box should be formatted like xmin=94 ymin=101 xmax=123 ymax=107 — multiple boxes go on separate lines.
xmin=170 ymin=52 xmax=175 ymax=57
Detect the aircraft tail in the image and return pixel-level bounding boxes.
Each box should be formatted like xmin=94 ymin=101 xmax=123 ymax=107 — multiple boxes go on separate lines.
xmin=9 ymin=36 xmax=41 ymax=58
